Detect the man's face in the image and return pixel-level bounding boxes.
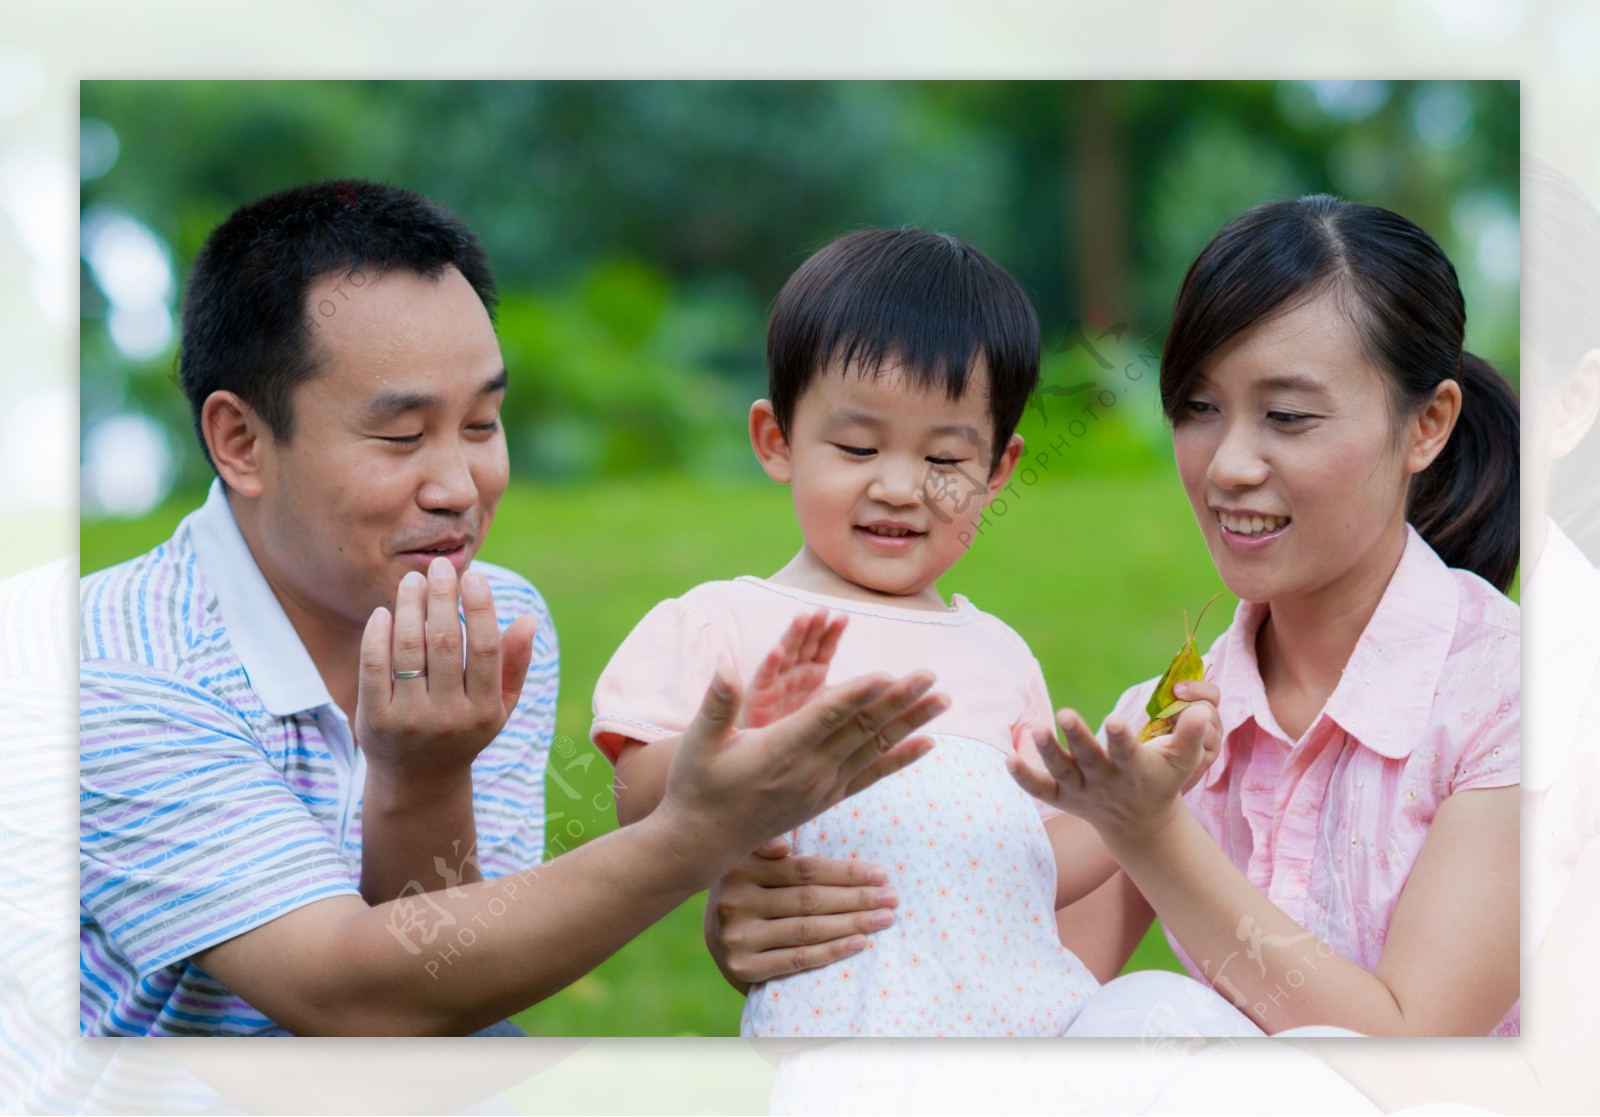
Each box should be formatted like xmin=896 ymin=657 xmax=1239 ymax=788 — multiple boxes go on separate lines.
xmin=250 ymin=265 xmax=509 ymax=634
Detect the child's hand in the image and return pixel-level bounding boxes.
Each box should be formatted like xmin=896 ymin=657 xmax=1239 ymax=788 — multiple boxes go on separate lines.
xmin=1006 ymin=699 xmax=1216 ymax=848
xmin=739 ymin=608 xmax=847 ymax=730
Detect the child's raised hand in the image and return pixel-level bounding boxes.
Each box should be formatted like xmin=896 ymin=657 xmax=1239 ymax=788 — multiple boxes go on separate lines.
xmin=1006 ymin=698 xmax=1217 ymax=848
xmin=739 ymin=608 xmax=847 ymax=730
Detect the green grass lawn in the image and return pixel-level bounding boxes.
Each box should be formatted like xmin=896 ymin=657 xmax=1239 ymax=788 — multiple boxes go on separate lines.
xmin=82 ymin=467 xmax=1227 ymax=1036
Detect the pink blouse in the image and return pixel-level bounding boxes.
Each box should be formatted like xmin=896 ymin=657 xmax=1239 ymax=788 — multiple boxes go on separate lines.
xmin=1107 ymin=527 xmax=1521 ymax=1035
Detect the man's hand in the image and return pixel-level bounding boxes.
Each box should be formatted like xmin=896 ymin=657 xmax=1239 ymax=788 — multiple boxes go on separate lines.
xmin=654 ymin=662 xmax=946 ymax=879
xmin=354 ymin=556 xmax=538 ymax=902
xmin=739 ymin=608 xmax=846 ymax=729
xmin=705 ymin=838 xmax=899 ymax=993
xmin=357 ymin=556 xmax=539 ymax=791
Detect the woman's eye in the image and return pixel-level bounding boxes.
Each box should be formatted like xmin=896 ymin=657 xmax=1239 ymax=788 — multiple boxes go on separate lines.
xmin=835 ymin=444 xmax=875 ymax=458
xmin=1180 ymin=400 xmax=1217 ymax=417
xmin=1267 ymin=411 xmax=1313 ymax=426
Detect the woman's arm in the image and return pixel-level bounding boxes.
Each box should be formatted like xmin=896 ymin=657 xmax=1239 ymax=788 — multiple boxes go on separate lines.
xmin=1016 ymin=710 xmax=1520 ymax=1035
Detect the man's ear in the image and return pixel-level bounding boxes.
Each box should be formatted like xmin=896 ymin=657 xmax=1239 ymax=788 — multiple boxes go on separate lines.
xmin=749 ymin=400 xmax=793 ymax=484
xmin=1550 ymin=350 xmax=1600 ymax=459
xmin=983 ymin=434 xmax=1025 ymax=504
xmin=202 ymin=391 xmax=270 ymax=498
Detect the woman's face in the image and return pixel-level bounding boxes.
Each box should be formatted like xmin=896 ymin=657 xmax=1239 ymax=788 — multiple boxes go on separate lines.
xmin=1171 ymin=295 xmax=1415 ymax=608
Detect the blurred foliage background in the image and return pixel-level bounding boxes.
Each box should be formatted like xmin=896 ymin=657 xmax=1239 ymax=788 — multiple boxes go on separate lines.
xmin=79 ymin=80 xmax=1519 ymax=1036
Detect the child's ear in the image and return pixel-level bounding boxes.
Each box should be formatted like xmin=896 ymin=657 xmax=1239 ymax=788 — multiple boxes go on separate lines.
xmin=749 ymin=400 xmax=793 ymax=484
xmin=203 ymin=390 xmax=270 ymax=498
xmin=983 ymin=434 xmax=1025 ymax=504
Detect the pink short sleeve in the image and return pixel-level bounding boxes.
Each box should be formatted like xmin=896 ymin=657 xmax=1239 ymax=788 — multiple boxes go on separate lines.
xmin=590 ymin=597 xmax=729 ymax=764
xmin=1011 ymin=658 xmax=1065 ymax=821
xmin=1452 ymin=686 xmax=1520 ymax=793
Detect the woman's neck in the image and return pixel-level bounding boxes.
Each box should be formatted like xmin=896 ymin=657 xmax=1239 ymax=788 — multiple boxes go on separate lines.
xmin=1255 ymin=523 xmax=1409 ymax=741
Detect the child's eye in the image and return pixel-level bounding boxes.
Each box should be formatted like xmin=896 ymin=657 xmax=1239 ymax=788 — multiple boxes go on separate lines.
xmin=834 ymin=444 xmax=876 ymax=458
xmin=926 ymin=456 xmax=966 ymax=468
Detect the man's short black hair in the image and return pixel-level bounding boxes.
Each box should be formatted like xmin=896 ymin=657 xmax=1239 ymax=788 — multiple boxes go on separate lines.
xmin=766 ymin=228 xmax=1040 ymax=469
xmin=178 ymin=179 xmax=497 ymax=468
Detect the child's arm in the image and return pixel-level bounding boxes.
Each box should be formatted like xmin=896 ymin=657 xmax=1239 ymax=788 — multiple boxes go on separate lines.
xmin=1056 ymin=870 xmax=1157 ymax=984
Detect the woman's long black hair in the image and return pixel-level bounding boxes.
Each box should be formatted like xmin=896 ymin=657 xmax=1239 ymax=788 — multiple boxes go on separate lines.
xmin=1160 ymin=195 xmax=1520 ymax=592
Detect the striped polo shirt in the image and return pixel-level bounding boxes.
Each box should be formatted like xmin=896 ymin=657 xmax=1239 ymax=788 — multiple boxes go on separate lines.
xmin=80 ymin=482 xmax=556 ymax=1036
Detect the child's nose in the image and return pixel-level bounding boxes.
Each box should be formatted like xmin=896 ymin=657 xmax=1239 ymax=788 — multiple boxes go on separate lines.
xmin=867 ymin=457 xmax=925 ymax=507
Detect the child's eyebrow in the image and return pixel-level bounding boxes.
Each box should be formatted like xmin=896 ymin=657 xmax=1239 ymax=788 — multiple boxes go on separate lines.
xmin=821 ymin=409 xmax=978 ymax=438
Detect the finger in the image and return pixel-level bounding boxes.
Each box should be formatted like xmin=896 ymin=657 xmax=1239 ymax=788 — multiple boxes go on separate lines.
xmin=1103 ymin=716 xmax=1140 ymax=767
xmin=1174 ymin=679 xmax=1220 ymax=706
xmin=1056 ymin=710 xmax=1111 ymax=774
xmin=796 ymin=608 xmax=829 ymax=665
xmin=815 ymin=670 xmax=937 ymax=761
xmin=425 ymin=556 xmax=465 ymax=693
xmin=358 ymin=606 xmax=394 ymax=713
xmin=739 ymin=935 xmax=872 ymax=985
xmin=815 ymin=614 xmax=847 ymax=666
xmin=1030 ymin=726 xmax=1082 ymax=789
xmin=498 ymin=613 xmax=540 ymax=716
xmin=841 ymin=734 xmax=934 ymax=799
xmin=686 ymin=660 xmax=741 ymax=746
xmin=753 ymin=836 xmax=791 ymax=860
xmin=1161 ymin=702 xmax=1210 ymax=773
xmin=460 ymin=567 xmax=503 ymax=703
xmin=737 ymin=910 xmax=895 ymax=955
xmin=1005 ymin=754 xmax=1059 ymax=802
xmin=747 ymin=642 xmax=787 ymax=699
xmin=391 ymin=570 xmax=428 ymax=685
xmin=837 ymin=690 xmax=946 ymax=783
xmin=759 ymin=852 xmax=889 ymax=889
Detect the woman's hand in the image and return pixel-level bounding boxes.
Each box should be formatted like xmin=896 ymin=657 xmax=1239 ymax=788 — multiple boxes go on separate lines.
xmin=1008 ymin=683 xmax=1220 ymax=847
xmin=704 ymin=837 xmax=899 ymax=993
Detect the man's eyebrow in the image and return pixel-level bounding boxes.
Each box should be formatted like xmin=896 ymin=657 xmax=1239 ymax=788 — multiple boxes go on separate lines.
xmin=362 ymin=370 xmax=508 ymax=422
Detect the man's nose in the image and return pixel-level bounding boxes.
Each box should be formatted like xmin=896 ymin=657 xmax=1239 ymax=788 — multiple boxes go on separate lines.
xmin=1206 ymin=422 xmax=1270 ymax=490
xmin=418 ymin=441 xmax=479 ymax=514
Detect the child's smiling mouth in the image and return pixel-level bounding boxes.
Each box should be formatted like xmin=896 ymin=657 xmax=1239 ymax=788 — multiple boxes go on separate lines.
xmin=856 ymin=521 xmax=925 ymax=550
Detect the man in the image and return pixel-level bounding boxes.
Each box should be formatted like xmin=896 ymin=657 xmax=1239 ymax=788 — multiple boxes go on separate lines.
xmin=79 ymin=180 xmax=942 ymax=1037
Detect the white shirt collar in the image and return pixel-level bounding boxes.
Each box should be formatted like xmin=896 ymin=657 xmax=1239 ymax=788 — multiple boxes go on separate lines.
xmin=1523 ymin=517 xmax=1600 ymax=790
xmin=187 ymin=479 xmax=337 ymax=717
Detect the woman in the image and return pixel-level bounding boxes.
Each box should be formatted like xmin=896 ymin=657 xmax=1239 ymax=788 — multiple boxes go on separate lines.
xmin=711 ymin=195 xmax=1521 ymax=1039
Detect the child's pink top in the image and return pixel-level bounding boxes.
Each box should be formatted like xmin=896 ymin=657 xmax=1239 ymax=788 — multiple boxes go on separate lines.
xmin=1107 ymin=526 xmax=1521 ymax=1036
xmin=593 ymin=577 xmax=1098 ymax=1037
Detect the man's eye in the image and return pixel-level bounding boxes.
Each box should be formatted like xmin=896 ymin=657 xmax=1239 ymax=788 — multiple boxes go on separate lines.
xmin=468 ymin=419 xmax=500 ymax=434
xmin=379 ymin=434 xmax=423 ymax=445
xmin=835 ymin=444 xmax=875 ymax=457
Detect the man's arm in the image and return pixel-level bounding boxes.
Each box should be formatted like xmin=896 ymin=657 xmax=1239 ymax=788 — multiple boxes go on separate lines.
xmin=197 ymin=663 xmax=946 ymax=1035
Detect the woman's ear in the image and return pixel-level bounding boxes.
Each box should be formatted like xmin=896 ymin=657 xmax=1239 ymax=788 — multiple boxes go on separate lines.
xmin=1405 ymin=379 xmax=1463 ymax=475
xmin=203 ymin=391 xmax=270 ymax=498
xmin=749 ymin=400 xmax=793 ymax=484
xmin=1550 ymin=349 xmax=1600 ymax=459
xmin=983 ymin=434 xmax=1025 ymax=504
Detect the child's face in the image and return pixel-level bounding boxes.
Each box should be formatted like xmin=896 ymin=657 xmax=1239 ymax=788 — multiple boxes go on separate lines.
xmin=1171 ymin=294 xmax=1452 ymax=608
xmin=752 ymin=359 xmax=1021 ymax=606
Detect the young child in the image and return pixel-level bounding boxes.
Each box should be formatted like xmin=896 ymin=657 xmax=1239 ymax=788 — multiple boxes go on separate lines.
xmin=590 ymin=229 xmax=1211 ymax=1037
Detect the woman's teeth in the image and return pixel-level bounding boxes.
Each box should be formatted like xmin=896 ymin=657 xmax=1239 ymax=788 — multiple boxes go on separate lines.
xmin=1219 ymin=512 xmax=1290 ymax=536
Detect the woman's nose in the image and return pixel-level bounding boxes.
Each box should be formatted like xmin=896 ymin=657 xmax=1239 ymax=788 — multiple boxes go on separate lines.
xmin=1206 ymin=424 xmax=1270 ymax=490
